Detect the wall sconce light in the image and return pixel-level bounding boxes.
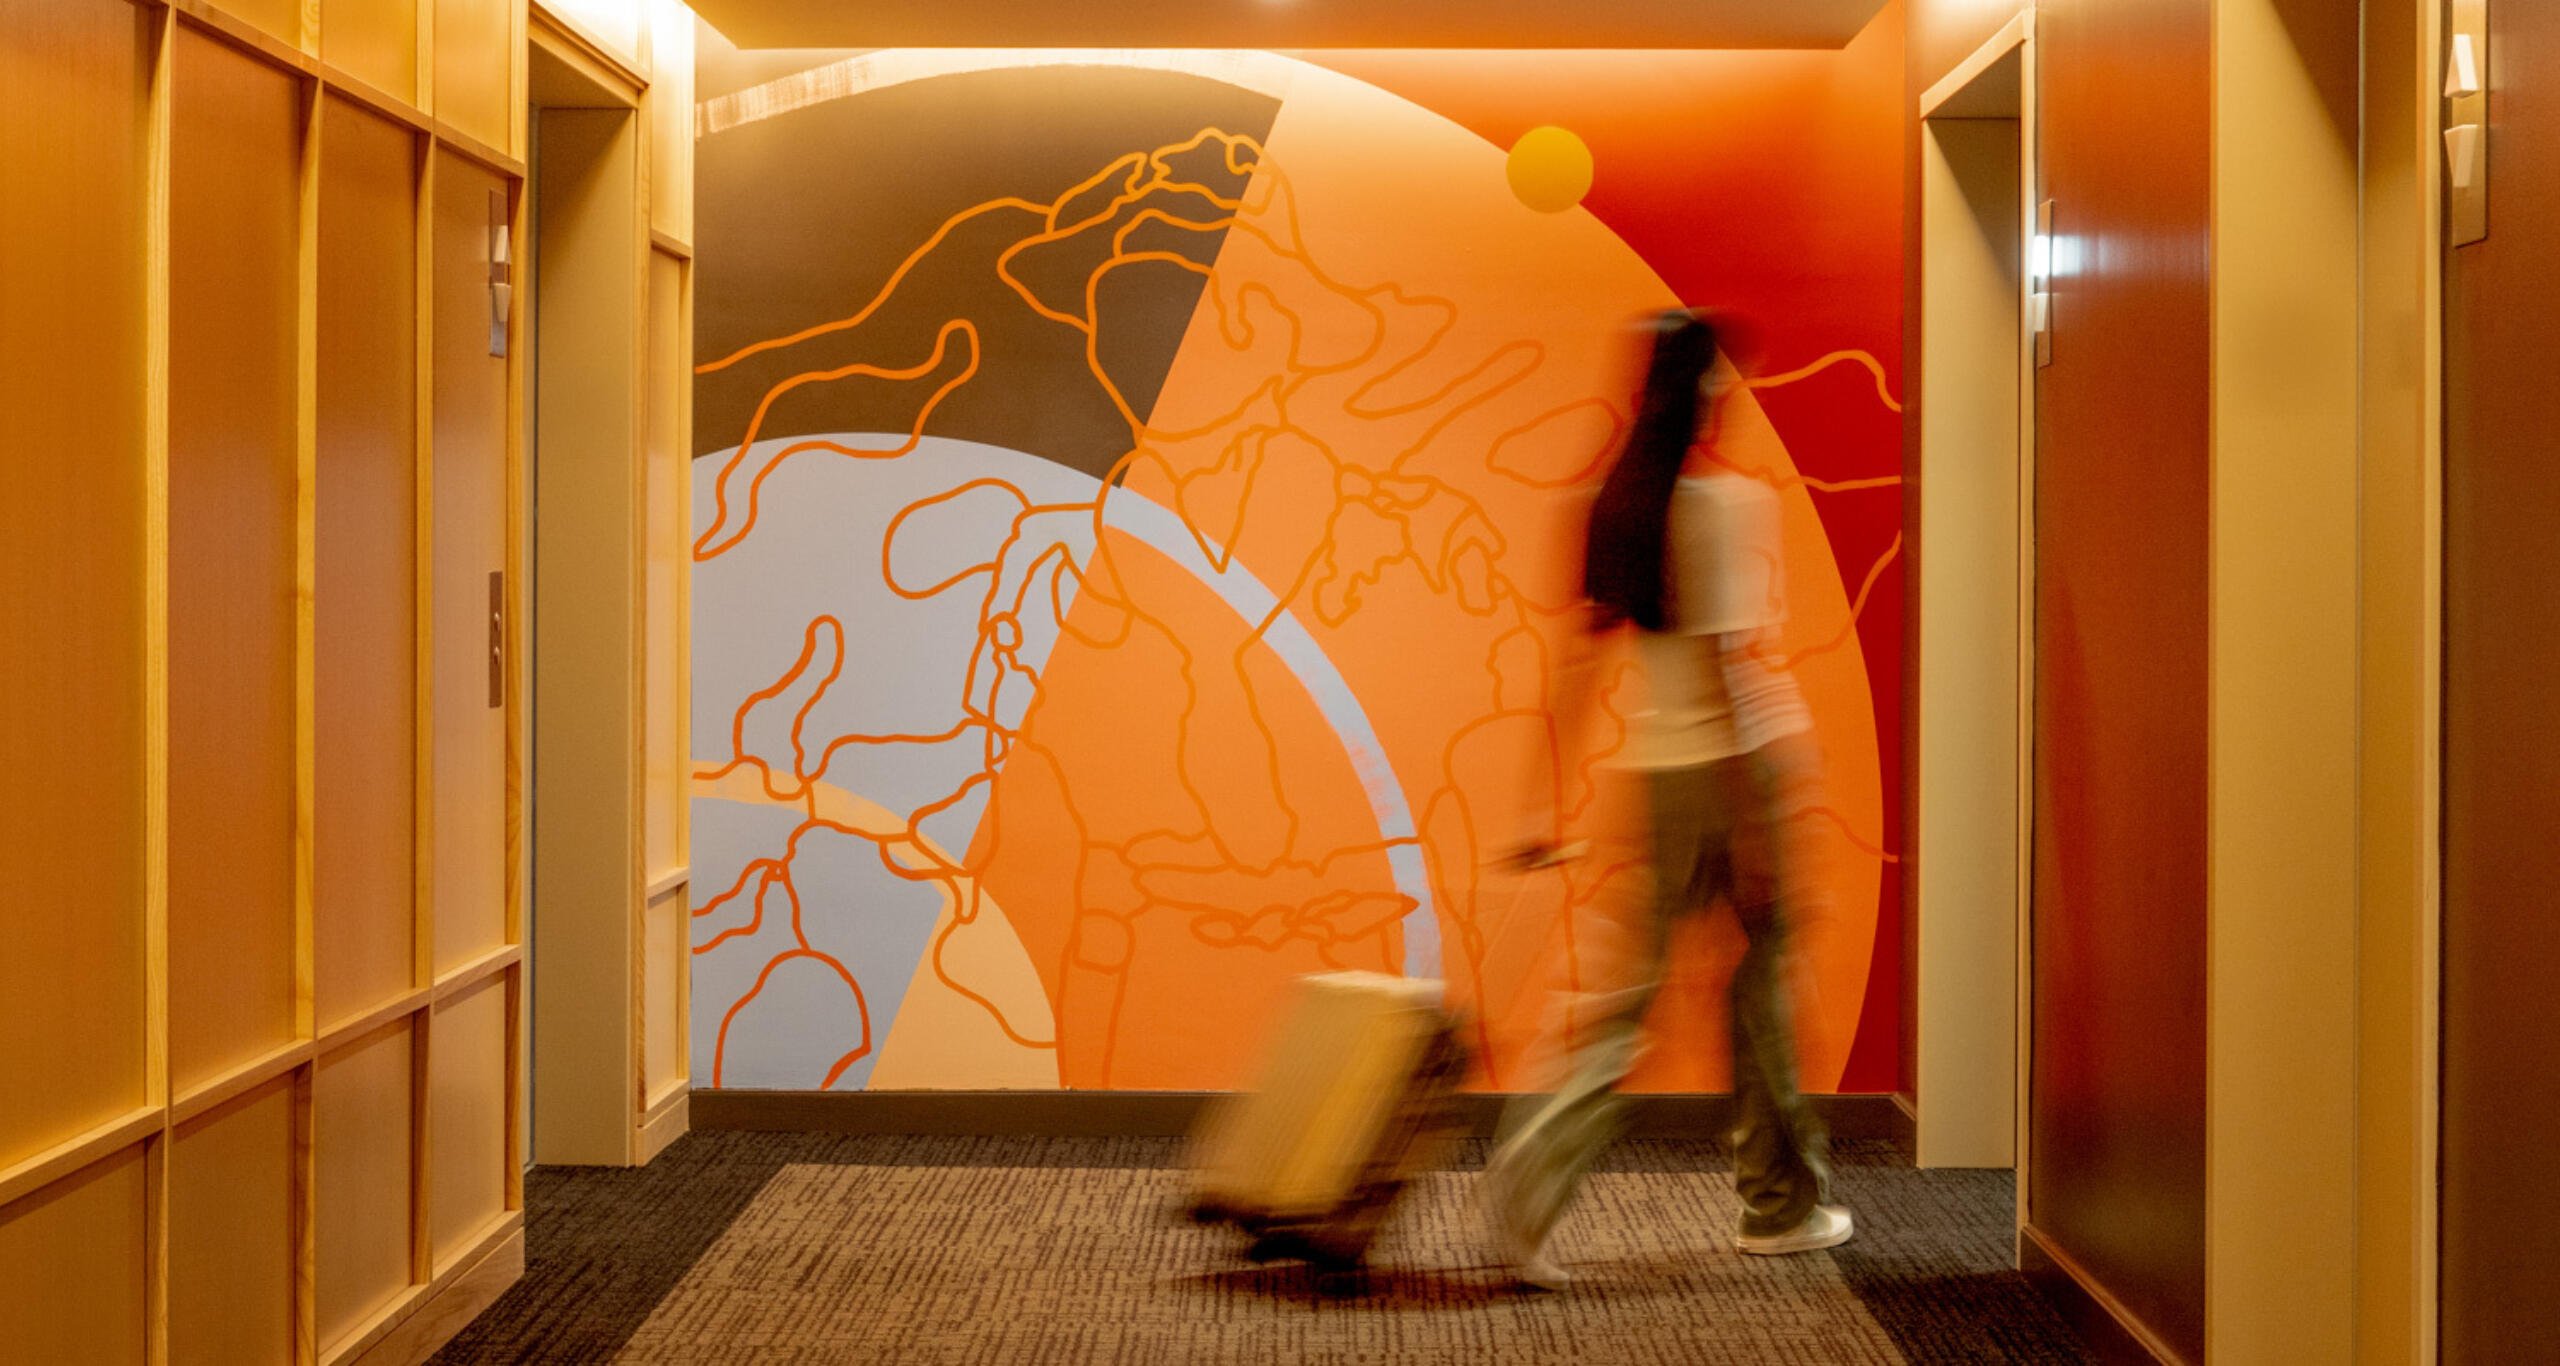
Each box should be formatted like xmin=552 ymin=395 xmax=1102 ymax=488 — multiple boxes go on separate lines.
xmin=489 ymin=189 xmax=513 ymax=357
xmin=2031 ymin=198 xmax=2054 ymax=368
xmin=2448 ymin=0 xmax=2487 ymax=245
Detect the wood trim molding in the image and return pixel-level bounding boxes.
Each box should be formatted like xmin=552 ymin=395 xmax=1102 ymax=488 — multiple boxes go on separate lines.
xmin=317 ymin=987 xmax=437 ymax=1054
xmin=431 ymin=121 xmax=528 ymax=183
xmin=169 ymin=1039 xmax=318 ymax=1127
xmin=2019 ymin=1222 xmax=2186 ymax=1366
xmin=319 ymin=61 xmax=436 ymax=140
xmin=530 ymin=2 xmax=650 ymax=99
xmin=432 ymin=941 xmax=524 ymax=1001
xmin=1920 ymin=9 xmax=2031 ymax=117
xmin=0 ymin=1107 xmax=167 ymax=1211
xmin=318 ymin=1281 xmax=426 ymax=1366
xmin=338 ymin=1219 xmax=524 ymax=1366
xmin=636 ymin=1087 xmax=690 ymax=1165
xmin=165 ymin=0 xmax=322 ymax=81
xmin=690 ymin=1090 xmax=1917 ymax=1146
xmin=648 ymin=228 xmax=693 ymax=262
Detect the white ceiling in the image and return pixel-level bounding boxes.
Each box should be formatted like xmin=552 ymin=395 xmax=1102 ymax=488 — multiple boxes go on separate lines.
xmin=687 ymin=0 xmax=1892 ymax=51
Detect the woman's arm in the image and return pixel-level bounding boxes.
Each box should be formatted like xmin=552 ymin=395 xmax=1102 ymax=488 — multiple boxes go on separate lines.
xmin=1509 ymin=605 xmax=1612 ymax=867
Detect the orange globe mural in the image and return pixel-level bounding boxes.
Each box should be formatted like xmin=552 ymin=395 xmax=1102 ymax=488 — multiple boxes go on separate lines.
xmin=688 ymin=50 xmax=1903 ymax=1095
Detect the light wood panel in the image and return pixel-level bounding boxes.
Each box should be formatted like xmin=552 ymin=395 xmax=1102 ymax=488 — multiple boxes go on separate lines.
xmin=315 ymin=1020 xmax=418 ymax=1353
xmin=0 ymin=1146 xmax=150 ymax=1366
xmin=0 ymin=0 xmax=152 ymax=1172
xmin=531 ymin=105 xmax=641 ymax=1166
xmin=322 ymin=0 xmax=419 ymax=104
xmin=545 ymin=0 xmax=645 ymax=66
xmin=644 ymin=248 xmax=685 ymax=882
xmin=317 ymin=94 xmax=424 ymax=1029
xmin=435 ymin=0 xmax=515 ymax=154
xmin=167 ymin=22 xmax=305 ymax=1091
xmin=169 ymin=1079 xmax=298 ymax=1366
xmin=344 ymin=1226 xmax=520 ymax=1366
xmin=431 ymin=150 xmax=512 ymax=974
xmin=428 ymin=976 xmax=510 ymax=1267
xmin=1915 ymin=105 xmax=2022 ymax=1170
xmin=644 ymin=883 xmax=687 ymax=1099
xmin=2206 ymin=2 xmax=2363 ymax=1357
xmin=645 ymin=0 xmax=693 ymax=241
xmin=212 ymin=0 xmax=309 ymax=51
xmin=2355 ymin=2 xmax=2440 ymax=1358
xmin=5 ymin=0 xmax=539 ymax=1359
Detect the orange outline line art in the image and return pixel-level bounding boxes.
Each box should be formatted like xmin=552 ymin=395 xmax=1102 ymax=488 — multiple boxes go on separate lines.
xmin=1743 ymin=348 xmax=1904 ymax=414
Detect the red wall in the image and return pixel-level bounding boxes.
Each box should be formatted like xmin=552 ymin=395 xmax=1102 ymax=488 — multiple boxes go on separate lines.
xmin=1907 ymin=0 xmax=2210 ymax=1357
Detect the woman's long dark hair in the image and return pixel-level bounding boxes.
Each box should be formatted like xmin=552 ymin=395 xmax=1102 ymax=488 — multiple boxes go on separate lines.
xmin=1583 ymin=311 xmax=1720 ymax=632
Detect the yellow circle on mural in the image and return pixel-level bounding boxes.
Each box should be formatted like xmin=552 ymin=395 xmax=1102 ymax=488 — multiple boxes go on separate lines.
xmin=1506 ymin=125 xmax=1594 ymax=213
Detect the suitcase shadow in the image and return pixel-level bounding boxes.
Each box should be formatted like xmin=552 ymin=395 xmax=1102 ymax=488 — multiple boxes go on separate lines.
xmin=1171 ymin=1257 xmax=1692 ymax=1307
xmin=1170 ymin=1262 xmax=1532 ymax=1306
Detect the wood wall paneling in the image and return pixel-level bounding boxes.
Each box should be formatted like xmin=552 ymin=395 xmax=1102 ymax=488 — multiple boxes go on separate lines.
xmin=214 ymin=0 xmax=310 ymax=52
xmin=1914 ymin=108 xmax=2022 ymax=1169
xmin=5 ymin=0 xmax=534 ymax=1357
xmin=646 ymin=1 xmax=694 ymax=241
xmin=530 ymin=105 xmax=642 ymax=1166
xmin=2444 ymin=0 xmax=2560 ymax=1351
xmin=2025 ymin=0 xmax=2212 ymax=1358
xmin=546 ymin=0 xmax=645 ymax=67
xmin=427 ymin=975 xmax=510 ymax=1267
xmin=2352 ymin=2 xmax=2442 ymax=1356
xmin=317 ymin=94 xmax=423 ymax=1028
xmin=644 ymin=884 xmax=686 ymax=1099
xmin=644 ymin=248 xmax=685 ymax=881
xmin=432 ymin=150 xmax=512 ymax=974
xmin=2205 ymin=1 xmax=2363 ymax=1355
xmin=314 ymin=1019 xmax=419 ymax=1353
xmin=434 ymin=0 xmax=515 ymax=155
xmin=168 ymin=1079 xmax=298 ymax=1366
xmin=321 ymin=0 xmax=419 ymax=105
xmin=168 ymin=23 xmax=306 ymax=1092
xmin=0 ymin=1146 xmax=150 ymax=1366
xmin=0 ymin=0 xmax=153 ymax=1171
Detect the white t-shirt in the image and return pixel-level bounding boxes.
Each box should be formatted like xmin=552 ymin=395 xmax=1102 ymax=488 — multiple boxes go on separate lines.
xmin=1615 ymin=472 xmax=1798 ymax=771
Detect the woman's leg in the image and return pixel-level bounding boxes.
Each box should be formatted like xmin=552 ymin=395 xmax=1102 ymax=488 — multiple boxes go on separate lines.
xmin=1723 ymin=748 xmax=1832 ymax=1238
xmin=1488 ymin=764 xmax=1716 ymax=1248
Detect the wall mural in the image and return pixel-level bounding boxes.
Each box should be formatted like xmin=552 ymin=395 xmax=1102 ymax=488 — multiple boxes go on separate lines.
xmin=690 ymin=39 xmax=1905 ymax=1094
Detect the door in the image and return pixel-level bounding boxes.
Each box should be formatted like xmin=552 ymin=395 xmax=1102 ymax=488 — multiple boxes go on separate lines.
xmin=2441 ymin=0 xmax=2560 ymax=1352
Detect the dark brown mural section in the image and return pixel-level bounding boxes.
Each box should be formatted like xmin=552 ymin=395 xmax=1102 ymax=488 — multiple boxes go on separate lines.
xmin=692 ymin=67 xmax=1282 ymax=477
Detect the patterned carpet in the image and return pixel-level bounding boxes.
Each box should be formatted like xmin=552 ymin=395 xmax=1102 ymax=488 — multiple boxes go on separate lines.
xmin=433 ymin=1133 xmax=2092 ymax=1364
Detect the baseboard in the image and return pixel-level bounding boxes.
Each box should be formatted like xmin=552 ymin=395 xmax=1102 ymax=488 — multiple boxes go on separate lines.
xmin=2018 ymin=1221 xmax=2190 ymax=1366
xmin=636 ymin=1086 xmax=690 ymax=1165
xmin=341 ymin=1220 xmax=525 ymax=1366
xmin=690 ymin=1089 xmax=1914 ymax=1148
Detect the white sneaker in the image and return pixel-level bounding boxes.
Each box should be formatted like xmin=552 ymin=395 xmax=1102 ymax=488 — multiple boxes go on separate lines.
xmin=1735 ymin=1204 xmax=1854 ymax=1256
xmin=1478 ymin=1164 xmax=1572 ymax=1291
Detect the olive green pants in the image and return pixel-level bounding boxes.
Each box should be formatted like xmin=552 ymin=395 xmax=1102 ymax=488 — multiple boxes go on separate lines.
xmin=1488 ymin=754 xmax=1831 ymax=1242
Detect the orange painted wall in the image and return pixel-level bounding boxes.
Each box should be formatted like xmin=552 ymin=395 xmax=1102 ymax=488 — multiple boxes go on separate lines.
xmin=688 ymin=23 xmax=1907 ymax=1095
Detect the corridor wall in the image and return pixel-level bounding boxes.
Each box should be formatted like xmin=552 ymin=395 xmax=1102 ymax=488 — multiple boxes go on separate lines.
xmin=685 ymin=13 xmax=1911 ymax=1097
xmin=1906 ymin=0 xmax=2402 ymax=1359
xmin=0 ymin=0 xmax=532 ymax=1361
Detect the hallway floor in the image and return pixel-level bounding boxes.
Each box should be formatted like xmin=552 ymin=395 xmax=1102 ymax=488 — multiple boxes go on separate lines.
xmin=431 ymin=1133 xmax=2090 ymax=1364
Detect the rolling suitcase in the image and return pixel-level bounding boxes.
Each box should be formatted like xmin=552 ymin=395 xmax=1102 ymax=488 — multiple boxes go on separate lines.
xmin=1184 ymin=971 xmax=1474 ymax=1270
